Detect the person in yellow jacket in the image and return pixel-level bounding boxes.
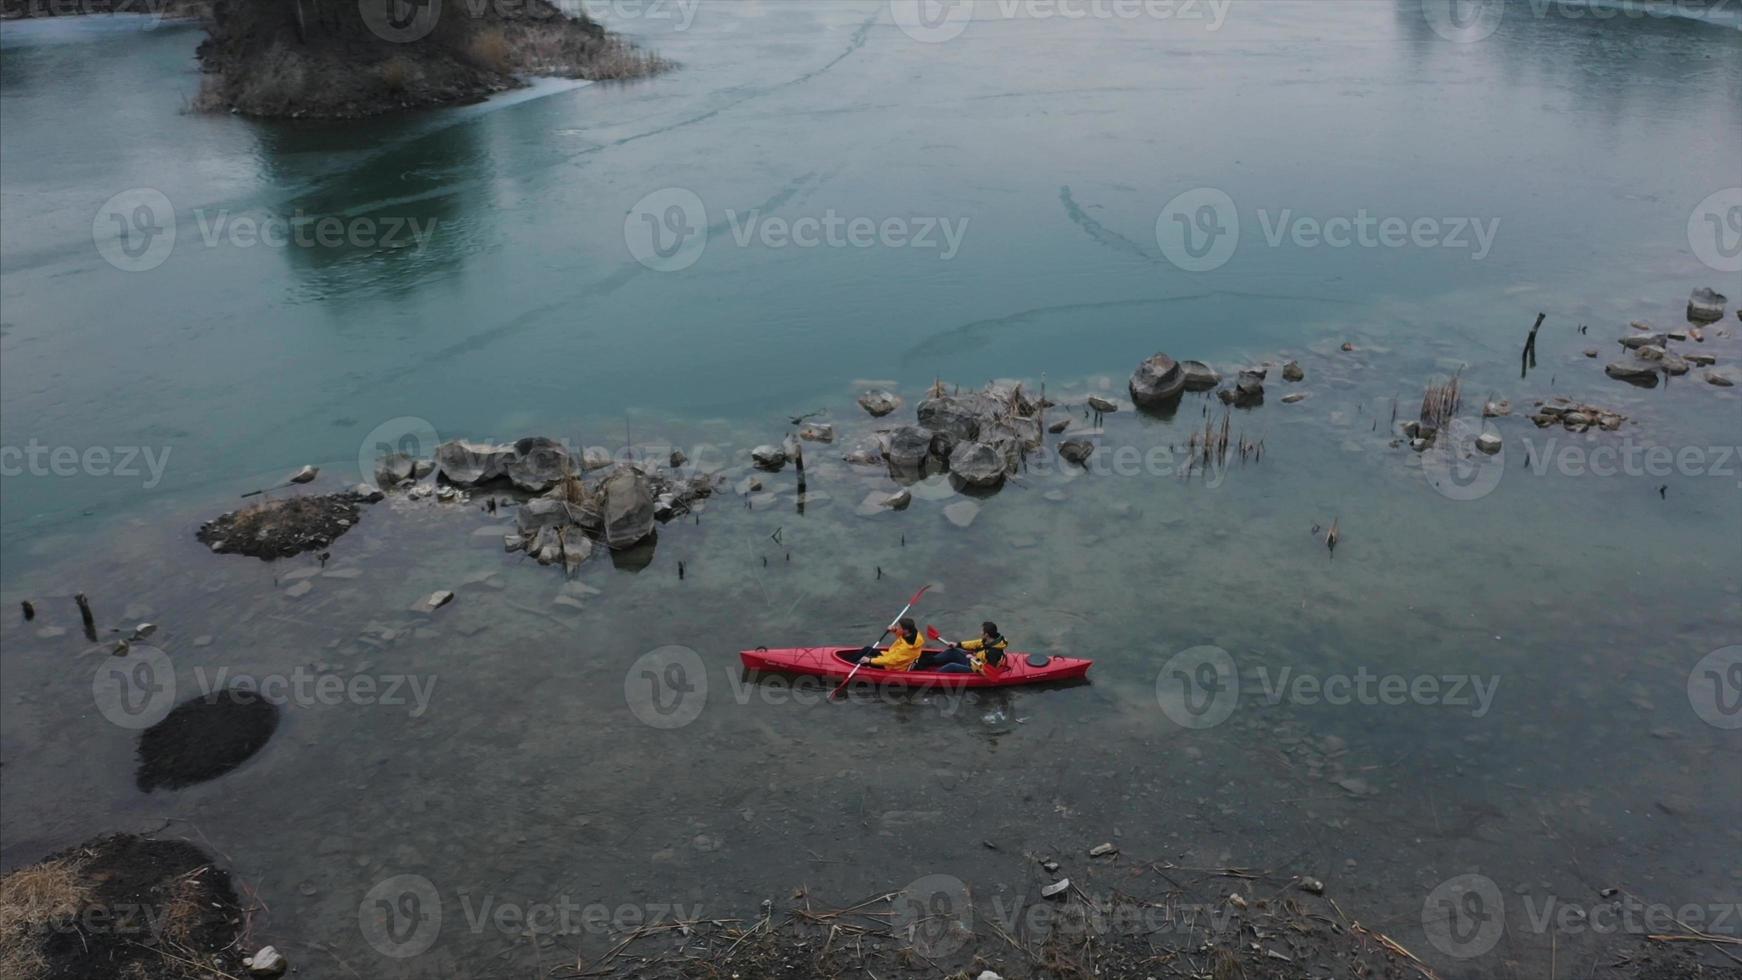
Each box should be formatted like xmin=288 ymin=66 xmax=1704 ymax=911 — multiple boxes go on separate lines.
xmin=924 ymin=621 xmax=1009 ymax=674
xmin=855 ymin=618 xmax=927 ymax=671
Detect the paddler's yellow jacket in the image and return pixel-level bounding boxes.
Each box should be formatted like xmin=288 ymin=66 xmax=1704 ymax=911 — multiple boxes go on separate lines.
xmin=960 ymin=634 xmax=1009 ymax=672
xmin=865 ymin=632 xmax=927 ymax=671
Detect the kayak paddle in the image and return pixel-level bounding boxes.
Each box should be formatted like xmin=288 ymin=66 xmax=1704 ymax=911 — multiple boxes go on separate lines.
xmin=830 ymin=583 xmax=931 ymax=701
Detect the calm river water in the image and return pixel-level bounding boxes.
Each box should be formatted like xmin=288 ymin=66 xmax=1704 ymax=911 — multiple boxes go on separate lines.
xmin=2 ymin=2 xmax=1739 ymax=978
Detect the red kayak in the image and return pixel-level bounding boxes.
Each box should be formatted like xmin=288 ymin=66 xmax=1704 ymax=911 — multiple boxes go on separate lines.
xmin=739 ymin=646 xmax=1091 ymax=688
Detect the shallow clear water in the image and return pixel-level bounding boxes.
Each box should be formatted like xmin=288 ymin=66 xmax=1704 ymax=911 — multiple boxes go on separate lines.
xmin=1 ymin=2 xmax=1739 ymax=978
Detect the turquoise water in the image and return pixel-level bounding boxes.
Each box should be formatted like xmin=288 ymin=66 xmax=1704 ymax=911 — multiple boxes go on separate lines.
xmin=2 ymin=3 xmax=1739 ymax=978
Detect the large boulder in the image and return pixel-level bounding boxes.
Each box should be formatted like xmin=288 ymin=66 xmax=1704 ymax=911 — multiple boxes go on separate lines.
xmin=918 ymin=395 xmax=989 ymax=453
xmin=505 ymin=437 xmax=572 ymax=493
xmin=435 ymin=440 xmax=515 ymax=486
xmin=884 ymin=426 xmax=936 ymax=471
xmin=597 ymin=467 xmax=656 ymax=550
xmin=375 ymin=452 xmax=415 ymax=487
xmin=1129 ymin=353 xmax=1187 ymax=407
xmin=858 ymin=389 xmax=902 ymax=417
xmin=948 ymin=441 xmax=1007 ymax=489
xmin=1179 ymin=360 xmax=1221 ymax=391
xmin=1688 ymin=287 xmax=1727 ymax=323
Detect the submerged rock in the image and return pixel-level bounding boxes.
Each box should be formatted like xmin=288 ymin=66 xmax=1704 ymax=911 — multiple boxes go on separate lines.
xmin=1476 ymin=433 xmax=1502 ymax=455
xmin=1058 ymin=438 xmax=1095 ymax=465
xmin=1129 ymin=353 xmax=1187 ymax=407
xmin=942 ymin=500 xmax=980 ymax=528
xmin=750 ymin=445 xmax=788 ymax=471
xmin=1087 ymin=395 xmax=1119 ymax=413
xmin=799 ymin=423 xmax=836 ymax=443
xmin=1688 ymin=286 xmax=1727 ymax=323
xmin=1282 ymin=360 xmax=1305 ymax=382
xmin=1619 ymin=333 xmax=1668 ymax=350
xmin=858 ymin=389 xmax=902 ymax=417
xmin=1218 ymin=370 xmax=1266 ymax=408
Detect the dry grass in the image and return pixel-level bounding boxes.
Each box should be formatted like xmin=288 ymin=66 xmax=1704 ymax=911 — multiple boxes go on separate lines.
xmin=236 ymin=44 xmax=311 ymax=115
xmin=579 ymin=37 xmax=670 ymax=80
xmin=469 ymin=28 xmax=513 ymax=72
xmin=159 ymin=873 xmax=206 ymax=947
xmin=0 ymin=858 xmax=91 ymax=980
xmin=1420 ymin=371 xmax=1463 ymax=431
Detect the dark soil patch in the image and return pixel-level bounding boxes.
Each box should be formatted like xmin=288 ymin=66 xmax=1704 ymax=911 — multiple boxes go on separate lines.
xmin=136 ymin=691 xmax=279 ymax=791
xmin=196 ymin=490 xmax=369 ymax=560
xmin=0 ymin=833 xmax=246 ymax=980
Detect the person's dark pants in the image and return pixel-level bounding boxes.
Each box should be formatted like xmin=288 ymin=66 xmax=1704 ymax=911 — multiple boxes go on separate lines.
xmin=916 ymin=647 xmax=973 ymax=672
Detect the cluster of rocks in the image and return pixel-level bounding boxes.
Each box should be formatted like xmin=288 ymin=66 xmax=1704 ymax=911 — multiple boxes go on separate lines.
xmin=1605 ymin=289 xmax=1729 ymax=388
xmin=851 ymin=381 xmax=1050 ymax=489
xmin=1528 ymin=399 xmax=1626 ymax=432
xmin=394 ymin=438 xmax=713 ymax=567
xmin=1128 ymin=352 xmax=1304 ymax=411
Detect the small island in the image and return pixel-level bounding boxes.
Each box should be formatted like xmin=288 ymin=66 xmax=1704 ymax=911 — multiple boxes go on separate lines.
xmin=193 ymin=0 xmax=665 ymax=118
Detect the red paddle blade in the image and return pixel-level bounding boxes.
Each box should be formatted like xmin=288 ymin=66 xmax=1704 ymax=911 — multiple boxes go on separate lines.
xmin=926 ymin=626 xmax=942 ymax=640
xmin=908 ymin=584 xmax=931 ymax=606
